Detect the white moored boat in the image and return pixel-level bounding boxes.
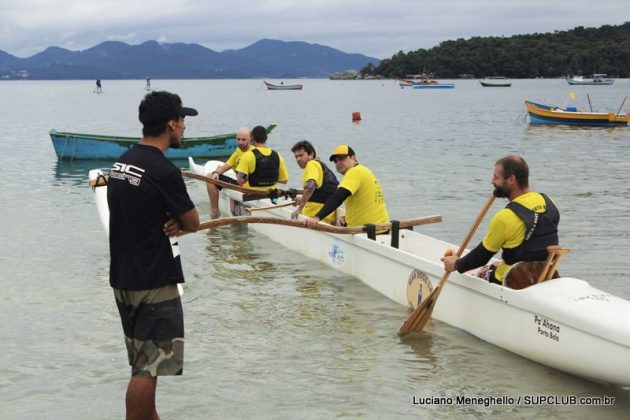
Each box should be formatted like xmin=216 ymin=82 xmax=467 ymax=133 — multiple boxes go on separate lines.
xmin=88 ymin=160 xmax=630 ymax=387
xmin=480 ymin=76 xmax=512 ymax=87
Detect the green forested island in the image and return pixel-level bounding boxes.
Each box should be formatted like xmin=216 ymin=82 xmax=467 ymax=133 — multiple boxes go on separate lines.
xmin=362 ymin=22 xmax=630 ymax=78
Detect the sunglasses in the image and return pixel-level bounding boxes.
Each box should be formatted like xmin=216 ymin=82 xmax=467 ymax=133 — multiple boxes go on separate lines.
xmin=332 ymin=155 xmax=348 ymax=163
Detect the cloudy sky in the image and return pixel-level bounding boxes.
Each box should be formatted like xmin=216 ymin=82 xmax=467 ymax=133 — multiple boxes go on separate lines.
xmin=1 ymin=0 xmax=626 ymax=59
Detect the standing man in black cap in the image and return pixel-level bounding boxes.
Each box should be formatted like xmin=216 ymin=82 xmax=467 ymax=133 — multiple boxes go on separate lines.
xmin=107 ymin=91 xmax=200 ymax=419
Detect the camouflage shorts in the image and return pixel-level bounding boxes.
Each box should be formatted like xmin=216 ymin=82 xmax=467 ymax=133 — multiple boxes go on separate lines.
xmin=113 ymin=284 xmax=185 ymax=377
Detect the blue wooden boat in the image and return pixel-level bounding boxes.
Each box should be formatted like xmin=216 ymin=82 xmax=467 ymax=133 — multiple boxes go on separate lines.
xmin=50 ymin=124 xmax=277 ymax=160
xmin=411 ymin=82 xmax=455 ymax=89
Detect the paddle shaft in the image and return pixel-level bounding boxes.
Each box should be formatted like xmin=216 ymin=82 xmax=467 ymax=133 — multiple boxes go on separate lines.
xmin=182 ymin=215 xmax=441 ymax=236
xmin=181 ymin=170 xmax=303 ymax=196
xmin=90 ymin=171 xmax=285 ymax=195
xmin=398 ymin=194 xmax=496 ymax=336
xmin=245 ymin=201 xmax=297 ymax=212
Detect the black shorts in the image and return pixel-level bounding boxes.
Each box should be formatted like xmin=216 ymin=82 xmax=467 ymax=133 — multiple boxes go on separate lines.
xmin=113 ymin=284 xmax=184 ymax=376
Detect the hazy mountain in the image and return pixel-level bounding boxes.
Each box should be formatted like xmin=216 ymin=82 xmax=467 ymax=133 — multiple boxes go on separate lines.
xmin=225 ymin=39 xmax=379 ymax=78
xmin=0 ymin=40 xmax=380 ymax=80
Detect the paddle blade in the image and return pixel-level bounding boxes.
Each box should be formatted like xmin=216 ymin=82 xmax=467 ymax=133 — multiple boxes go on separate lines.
xmin=398 ymin=284 xmax=444 ymax=336
xmin=398 ymin=194 xmax=495 ymax=336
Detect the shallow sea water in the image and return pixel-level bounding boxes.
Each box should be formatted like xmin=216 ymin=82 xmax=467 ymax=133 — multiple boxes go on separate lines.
xmin=1 ymin=78 xmax=629 ymax=419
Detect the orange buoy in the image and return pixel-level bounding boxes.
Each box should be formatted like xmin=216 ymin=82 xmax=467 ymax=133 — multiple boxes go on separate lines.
xmin=352 ymin=112 xmax=361 ymax=122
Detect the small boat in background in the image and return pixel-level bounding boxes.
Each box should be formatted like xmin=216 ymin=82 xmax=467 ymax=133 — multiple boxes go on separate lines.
xmin=397 ymin=74 xmax=454 ymax=89
xmin=480 ymin=76 xmax=512 ymax=87
xmin=50 ymin=124 xmax=277 ymax=160
xmin=264 ymin=81 xmax=303 ymax=90
xmin=566 ymin=74 xmax=614 ymax=85
xmin=525 ymin=100 xmax=629 ymax=127
xmin=396 ymin=78 xmax=414 ymax=87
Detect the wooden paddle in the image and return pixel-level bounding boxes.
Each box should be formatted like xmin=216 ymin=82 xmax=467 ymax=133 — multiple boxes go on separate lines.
xmin=182 ymin=214 xmax=441 ymax=235
xmin=181 ymin=170 xmax=303 ymax=197
xmin=398 ymin=194 xmax=496 ymax=336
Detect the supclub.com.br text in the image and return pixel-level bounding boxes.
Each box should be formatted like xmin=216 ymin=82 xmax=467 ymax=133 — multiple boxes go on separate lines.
xmin=413 ymin=395 xmax=615 ymax=407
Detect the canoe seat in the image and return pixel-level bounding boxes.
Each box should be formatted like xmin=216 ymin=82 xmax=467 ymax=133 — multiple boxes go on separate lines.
xmin=503 ymin=245 xmax=570 ymax=290
xmin=503 ymin=261 xmax=559 ymax=290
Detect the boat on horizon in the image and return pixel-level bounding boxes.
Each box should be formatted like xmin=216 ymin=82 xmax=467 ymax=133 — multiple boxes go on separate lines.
xmin=264 ymin=81 xmax=303 ymax=90
xmin=480 ymin=76 xmax=512 ymax=87
xmin=525 ymin=100 xmax=629 ymax=127
xmin=50 ymin=124 xmax=277 ymax=160
xmin=396 ymin=74 xmax=455 ymax=89
xmin=566 ymin=74 xmax=614 ymax=85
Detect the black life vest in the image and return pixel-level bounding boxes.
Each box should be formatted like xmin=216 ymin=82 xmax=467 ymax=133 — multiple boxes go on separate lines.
xmin=248 ymin=149 xmax=279 ymax=187
xmin=501 ymin=194 xmax=560 ymax=264
xmin=309 ymin=160 xmax=339 ymax=203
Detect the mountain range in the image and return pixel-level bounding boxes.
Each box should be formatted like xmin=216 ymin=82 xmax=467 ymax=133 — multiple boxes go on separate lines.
xmin=0 ymin=39 xmax=380 ymax=80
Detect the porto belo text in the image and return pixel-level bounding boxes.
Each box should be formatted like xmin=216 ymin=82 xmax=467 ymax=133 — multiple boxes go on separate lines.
xmin=534 ymin=315 xmax=560 ymax=342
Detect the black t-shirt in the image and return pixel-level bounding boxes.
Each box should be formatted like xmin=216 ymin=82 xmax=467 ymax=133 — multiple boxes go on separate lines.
xmin=108 ymin=144 xmax=195 ymax=290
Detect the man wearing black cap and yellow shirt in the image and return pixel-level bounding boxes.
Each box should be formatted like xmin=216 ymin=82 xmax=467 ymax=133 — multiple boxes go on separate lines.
xmin=304 ymin=145 xmax=389 ymax=229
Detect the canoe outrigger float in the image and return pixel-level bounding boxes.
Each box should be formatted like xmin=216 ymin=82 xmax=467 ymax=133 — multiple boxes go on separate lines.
xmin=88 ymin=159 xmax=630 ymax=387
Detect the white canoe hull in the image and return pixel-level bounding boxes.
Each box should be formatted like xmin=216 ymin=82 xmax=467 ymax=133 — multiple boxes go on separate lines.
xmin=90 ymin=161 xmax=630 ymax=386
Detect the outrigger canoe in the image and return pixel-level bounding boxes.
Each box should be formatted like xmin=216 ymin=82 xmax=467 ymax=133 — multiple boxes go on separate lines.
xmin=51 ymin=124 xmax=277 ymax=160
xmin=87 ymin=160 xmax=630 ymax=386
xmin=525 ymin=100 xmax=630 ymax=127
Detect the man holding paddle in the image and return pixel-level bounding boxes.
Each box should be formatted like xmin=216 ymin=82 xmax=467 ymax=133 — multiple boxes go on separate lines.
xmin=304 ymin=145 xmax=389 ymax=229
xmin=290 ymin=140 xmax=339 ymax=223
xmin=442 ymin=155 xmax=560 ymax=285
xmin=206 ymin=127 xmax=253 ymax=218
xmin=107 ymin=91 xmax=200 ymax=419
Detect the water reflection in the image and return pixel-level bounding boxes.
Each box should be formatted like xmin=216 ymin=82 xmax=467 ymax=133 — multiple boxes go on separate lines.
xmin=51 ymin=157 xmax=201 ymax=188
xmin=203 ymin=225 xmax=275 ymax=282
xmin=52 ymin=159 xmax=114 ymax=187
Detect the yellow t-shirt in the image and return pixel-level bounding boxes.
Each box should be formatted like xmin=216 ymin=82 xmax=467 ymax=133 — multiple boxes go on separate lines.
xmin=482 ymin=192 xmax=551 ymax=281
xmin=235 ymin=146 xmax=289 ymax=191
xmin=301 ymin=160 xmax=336 ymax=224
xmin=225 ymin=145 xmax=254 ymax=170
xmin=339 ymin=164 xmax=389 ymax=227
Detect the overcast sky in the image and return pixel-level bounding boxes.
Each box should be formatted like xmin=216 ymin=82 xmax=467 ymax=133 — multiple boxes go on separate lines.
xmin=1 ymin=0 xmax=626 ymax=59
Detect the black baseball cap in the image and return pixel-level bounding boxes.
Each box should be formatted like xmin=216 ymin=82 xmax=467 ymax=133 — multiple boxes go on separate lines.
xmin=139 ymin=91 xmax=198 ymax=128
